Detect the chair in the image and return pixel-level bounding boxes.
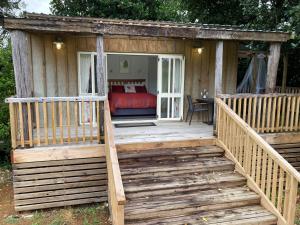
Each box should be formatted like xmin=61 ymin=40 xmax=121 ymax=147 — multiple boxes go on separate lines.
xmin=185 ymin=95 xmax=209 ymax=125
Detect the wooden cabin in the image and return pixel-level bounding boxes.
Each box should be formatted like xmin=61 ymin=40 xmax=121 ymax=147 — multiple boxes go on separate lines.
xmin=3 ymin=13 xmax=300 ymax=225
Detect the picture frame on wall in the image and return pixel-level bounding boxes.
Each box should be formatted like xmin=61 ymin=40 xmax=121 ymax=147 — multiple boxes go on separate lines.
xmin=120 ymin=58 xmax=129 ymax=73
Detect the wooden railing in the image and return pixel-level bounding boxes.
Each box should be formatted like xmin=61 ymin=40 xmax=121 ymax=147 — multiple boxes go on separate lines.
xmin=216 ymin=98 xmax=300 ymax=225
xmin=220 ymin=93 xmax=300 ymax=133
xmin=6 ymin=96 xmax=106 ymax=149
xmin=104 ymin=99 xmax=126 ymax=225
xmin=275 ymin=86 xmax=300 ymax=94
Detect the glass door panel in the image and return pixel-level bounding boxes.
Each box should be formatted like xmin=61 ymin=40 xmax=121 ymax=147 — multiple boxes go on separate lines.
xmin=157 ymin=55 xmax=184 ymax=120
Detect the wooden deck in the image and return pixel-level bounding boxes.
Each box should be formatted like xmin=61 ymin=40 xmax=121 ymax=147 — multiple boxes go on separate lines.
xmin=118 ymin=145 xmax=277 ymax=225
xmin=114 ymin=121 xmax=214 ymax=145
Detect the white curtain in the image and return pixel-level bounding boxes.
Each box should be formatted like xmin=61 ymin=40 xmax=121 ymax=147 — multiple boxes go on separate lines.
xmin=80 ymin=54 xmax=91 ymax=94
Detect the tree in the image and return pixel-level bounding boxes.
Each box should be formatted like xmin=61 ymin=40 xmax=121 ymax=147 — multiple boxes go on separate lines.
xmin=50 ymin=0 xmax=187 ymax=22
xmin=0 ymin=0 xmax=21 ymax=164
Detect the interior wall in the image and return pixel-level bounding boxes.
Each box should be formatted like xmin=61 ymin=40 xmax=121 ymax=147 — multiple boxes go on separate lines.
xmin=26 ymin=33 xmax=238 ymax=122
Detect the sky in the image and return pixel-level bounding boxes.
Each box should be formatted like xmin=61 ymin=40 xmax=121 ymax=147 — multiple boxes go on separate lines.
xmin=22 ymin=0 xmax=51 ymax=14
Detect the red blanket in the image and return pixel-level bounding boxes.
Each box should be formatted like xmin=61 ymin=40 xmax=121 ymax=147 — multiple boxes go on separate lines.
xmin=109 ymin=92 xmax=157 ymax=113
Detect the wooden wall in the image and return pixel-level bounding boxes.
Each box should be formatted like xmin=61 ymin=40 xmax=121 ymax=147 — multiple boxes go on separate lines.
xmin=26 ymin=32 xmax=238 ymax=121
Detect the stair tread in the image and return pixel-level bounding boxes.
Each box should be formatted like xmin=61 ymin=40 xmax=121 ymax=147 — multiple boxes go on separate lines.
xmin=125 ymin=205 xmax=277 ymax=225
xmin=124 ymin=171 xmax=246 ymax=192
xmin=118 ymin=145 xmax=223 ymax=160
xmin=121 ymin=157 xmax=234 ymax=176
xmin=125 ymin=187 xmax=259 ymax=212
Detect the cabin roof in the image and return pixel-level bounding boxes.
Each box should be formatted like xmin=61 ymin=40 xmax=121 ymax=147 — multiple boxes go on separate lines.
xmin=3 ymin=13 xmax=290 ymax=42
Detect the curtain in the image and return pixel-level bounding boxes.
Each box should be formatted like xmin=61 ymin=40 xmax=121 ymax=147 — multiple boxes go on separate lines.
xmin=80 ymin=54 xmax=92 ymax=94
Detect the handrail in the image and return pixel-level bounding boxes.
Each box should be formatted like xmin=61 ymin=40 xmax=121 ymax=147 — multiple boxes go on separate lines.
xmin=104 ymin=99 xmax=125 ymax=225
xmin=219 ymin=93 xmax=300 ymax=98
xmin=216 ymin=97 xmax=299 ymax=225
xmin=5 ymin=95 xmax=107 ymax=103
xmin=219 ymin=93 xmax=300 ymax=133
xmin=217 ymin=98 xmax=300 ymax=182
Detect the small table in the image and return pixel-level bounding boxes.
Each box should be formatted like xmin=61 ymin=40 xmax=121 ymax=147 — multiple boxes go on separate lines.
xmin=196 ymin=98 xmax=214 ymax=125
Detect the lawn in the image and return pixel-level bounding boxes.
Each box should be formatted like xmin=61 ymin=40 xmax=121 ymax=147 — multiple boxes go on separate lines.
xmin=0 ymin=167 xmax=111 ymax=225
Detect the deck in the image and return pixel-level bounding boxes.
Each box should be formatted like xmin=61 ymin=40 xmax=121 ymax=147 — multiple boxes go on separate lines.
xmin=114 ymin=121 xmax=214 ymax=145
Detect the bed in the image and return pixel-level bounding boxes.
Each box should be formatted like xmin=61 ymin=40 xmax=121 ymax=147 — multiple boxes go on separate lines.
xmin=108 ymin=79 xmax=157 ymax=116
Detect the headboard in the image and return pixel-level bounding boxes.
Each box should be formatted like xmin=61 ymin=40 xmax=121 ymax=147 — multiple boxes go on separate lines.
xmin=108 ymin=79 xmax=146 ymax=91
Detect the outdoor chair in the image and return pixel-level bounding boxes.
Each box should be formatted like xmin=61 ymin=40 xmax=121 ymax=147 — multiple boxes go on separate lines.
xmin=186 ymin=95 xmax=209 ymax=125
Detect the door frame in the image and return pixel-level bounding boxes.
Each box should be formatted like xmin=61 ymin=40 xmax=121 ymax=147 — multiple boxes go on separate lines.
xmin=157 ymin=54 xmax=185 ymax=121
xmin=78 ymin=51 xmax=185 ymax=121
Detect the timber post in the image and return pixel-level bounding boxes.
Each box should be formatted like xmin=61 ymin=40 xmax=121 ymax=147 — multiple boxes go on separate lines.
xmin=266 ymin=42 xmax=281 ymax=93
xmin=281 ymin=53 xmax=288 ymax=93
xmin=11 ymin=30 xmax=33 ymax=143
xmin=96 ymin=34 xmax=105 ymax=140
xmin=214 ymin=41 xmax=224 ymax=128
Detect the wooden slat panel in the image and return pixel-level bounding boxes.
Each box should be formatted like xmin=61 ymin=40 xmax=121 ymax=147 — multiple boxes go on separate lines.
xmin=13 ymin=156 xmax=108 ymax=212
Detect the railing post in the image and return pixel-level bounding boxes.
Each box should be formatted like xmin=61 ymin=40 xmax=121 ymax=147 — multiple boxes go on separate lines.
xmin=285 ymin=175 xmax=298 ymax=225
xmin=9 ymin=103 xmax=17 ymax=149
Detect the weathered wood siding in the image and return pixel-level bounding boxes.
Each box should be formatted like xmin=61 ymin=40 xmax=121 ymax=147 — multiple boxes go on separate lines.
xmin=26 ymin=33 xmax=238 ymax=121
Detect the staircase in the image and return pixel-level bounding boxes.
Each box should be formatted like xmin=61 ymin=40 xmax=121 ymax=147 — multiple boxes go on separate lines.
xmin=118 ymin=145 xmax=277 ymax=225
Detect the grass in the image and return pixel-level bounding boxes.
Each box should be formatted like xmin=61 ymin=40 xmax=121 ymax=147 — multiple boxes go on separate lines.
xmin=296 ymin=203 xmax=300 ymax=225
xmin=0 ymin=200 xmax=110 ymax=225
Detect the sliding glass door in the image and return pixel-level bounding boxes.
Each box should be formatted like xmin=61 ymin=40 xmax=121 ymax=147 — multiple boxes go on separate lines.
xmin=157 ymin=55 xmax=184 ymax=120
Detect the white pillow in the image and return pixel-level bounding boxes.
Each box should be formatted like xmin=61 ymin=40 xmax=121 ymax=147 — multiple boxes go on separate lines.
xmin=124 ymin=84 xmax=136 ymax=93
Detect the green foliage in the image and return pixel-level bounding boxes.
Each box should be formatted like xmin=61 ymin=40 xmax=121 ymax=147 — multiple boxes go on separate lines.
xmin=50 ymin=0 xmax=187 ymax=21
xmin=0 ymin=40 xmax=15 ymax=163
xmin=0 ymin=0 xmax=21 ymax=16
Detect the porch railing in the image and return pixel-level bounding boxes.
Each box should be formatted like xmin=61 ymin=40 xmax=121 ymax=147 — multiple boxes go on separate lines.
xmin=104 ymin=99 xmax=126 ymax=225
xmin=275 ymin=86 xmax=300 ymax=94
xmin=6 ymin=96 xmax=106 ymax=149
xmin=220 ymin=93 xmax=300 ymax=133
xmin=216 ymin=97 xmax=300 ymax=225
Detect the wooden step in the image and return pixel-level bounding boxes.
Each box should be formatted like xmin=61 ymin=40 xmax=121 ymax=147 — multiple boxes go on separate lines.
xmin=120 ymin=145 xmax=276 ymax=225
xmin=118 ymin=145 xmax=224 ymax=160
xmin=126 ymin=205 xmax=277 ymax=225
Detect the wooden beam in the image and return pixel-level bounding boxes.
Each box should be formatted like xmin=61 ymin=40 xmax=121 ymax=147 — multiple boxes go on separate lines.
xmin=12 ymin=144 xmax=106 ymax=164
xmin=11 ymin=30 xmax=33 ymax=141
xmin=214 ymin=41 xmax=224 ymax=125
xmin=265 ymin=43 xmax=281 ymax=93
xmin=11 ymin=30 xmax=33 ymax=98
xmin=3 ymin=17 xmax=290 ymax=42
xmin=281 ymin=54 xmax=288 ymax=93
xmin=116 ymin=138 xmax=216 ymax=152
xmin=96 ymin=35 xmax=105 ymax=96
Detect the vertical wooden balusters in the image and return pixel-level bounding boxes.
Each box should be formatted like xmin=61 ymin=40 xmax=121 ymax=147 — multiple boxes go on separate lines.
xmin=43 ymin=101 xmax=48 ymax=145
xmin=27 ymin=102 xmax=33 ymax=147
xmin=59 ymin=101 xmax=63 ymax=144
xmin=285 ymin=96 xmax=291 ymax=131
xmin=18 ymin=102 xmax=25 ymax=147
xmin=90 ymin=100 xmax=93 ymax=142
xmin=74 ymin=101 xmax=79 ymax=143
xmin=51 ymin=101 xmax=56 ymax=144
xmin=81 ymin=100 xmax=86 ymax=143
xmin=9 ymin=103 xmax=17 ymax=149
xmin=35 ymin=101 xmax=41 ymax=146
xmin=66 ymin=100 xmax=71 ymax=143
xmin=97 ymin=101 xmax=100 ymax=143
